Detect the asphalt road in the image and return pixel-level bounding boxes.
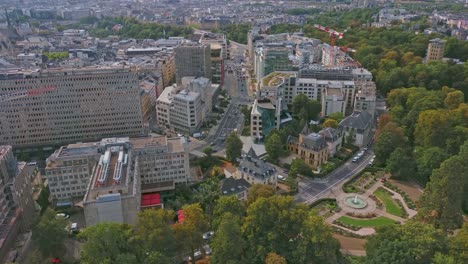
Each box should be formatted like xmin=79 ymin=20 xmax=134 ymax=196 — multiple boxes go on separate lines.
xmin=295 ymin=150 xmax=375 ymax=205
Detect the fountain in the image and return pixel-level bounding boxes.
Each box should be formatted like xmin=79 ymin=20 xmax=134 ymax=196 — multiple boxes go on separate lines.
xmin=345 ymin=194 xmax=368 ymax=209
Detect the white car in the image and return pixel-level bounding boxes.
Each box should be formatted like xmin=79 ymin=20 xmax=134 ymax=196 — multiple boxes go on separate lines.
xmin=202 ymin=231 xmax=214 ymax=240
xmin=56 ymin=213 xmax=70 ymax=219
xmin=187 ymin=250 xmax=203 ymax=261
xmin=277 ymin=175 xmax=285 ymax=181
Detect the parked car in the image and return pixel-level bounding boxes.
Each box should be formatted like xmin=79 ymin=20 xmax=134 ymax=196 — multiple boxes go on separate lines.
xmin=202 ymin=231 xmax=214 ymax=240
xmin=187 ymin=250 xmax=203 ymax=262
xmin=203 ymin=245 xmax=212 ymax=255
xmin=56 ymin=213 xmax=70 ymax=219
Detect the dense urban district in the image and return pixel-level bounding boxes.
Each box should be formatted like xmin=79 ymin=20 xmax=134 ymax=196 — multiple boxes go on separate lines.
xmin=0 ymin=0 xmax=467 ymax=263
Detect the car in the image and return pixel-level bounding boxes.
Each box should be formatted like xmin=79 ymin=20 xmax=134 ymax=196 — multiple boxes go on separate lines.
xmin=56 ymin=213 xmax=70 ymax=219
xmin=210 ymin=142 xmax=215 ymax=146
xmin=203 ymin=245 xmax=212 ymax=255
xmin=352 ymin=158 xmax=359 ymax=163
xmin=380 ymin=178 xmax=387 ymax=183
xmin=70 ymin=223 xmax=78 ymax=233
xmin=277 ymin=175 xmax=285 ymax=181
xmin=363 ymin=147 xmax=368 ymax=151
xmin=187 ymin=250 xmax=203 ymax=261
xmin=202 ymin=231 xmax=214 ymax=240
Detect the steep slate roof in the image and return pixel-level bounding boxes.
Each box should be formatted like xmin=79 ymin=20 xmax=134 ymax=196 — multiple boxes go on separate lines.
xmin=221 ymin=177 xmax=251 ymax=196
xmin=338 ymin=111 xmax=372 ymax=130
xmin=300 ymin=133 xmax=327 ymax=151
xmin=319 ymin=127 xmax=342 ymax=142
xmin=239 ymin=149 xmax=276 ymax=180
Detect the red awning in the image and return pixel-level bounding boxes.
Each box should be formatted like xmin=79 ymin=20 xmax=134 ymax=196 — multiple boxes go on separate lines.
xmin=141 ymin=193 xmax=161 ymax=207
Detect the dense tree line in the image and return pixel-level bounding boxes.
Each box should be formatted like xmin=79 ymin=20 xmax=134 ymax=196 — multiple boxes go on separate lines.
xmin=85 ymin=16 xmax=194 ymax=39
xmin=74 ymin=188 xmax=342 ymax=264
xmin=213 ymin=23 xmax=251 ymax=44
xmin=373 ymin=87 xmax=468 ymax=227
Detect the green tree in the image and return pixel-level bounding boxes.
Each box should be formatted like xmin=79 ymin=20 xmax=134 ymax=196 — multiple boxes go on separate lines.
xmin=173 ymin=204 xmax=208 ymax=264
xmin=415 ymin=147 xmax=449 ymax=185
xmin=265 ymin=133 xmax=284 ymax=163
xmin=417 ymin=152 xmax=466 ymax=231
xmin=212 ymin=196 xmax=245 ymax=230
xmin=448 ymin=223 xmax=468 ymax=263
xmin=79 ymin=222 xmax=136 ymax=264
xmin=225 ymin=132 xmax=243 ymax=163
xmin=444 ymin=90 xmax=465 ymax=110
xmin=247 ymin=184 xmax=275 ymax=205
xmin=32 ymin=208 xmax=68 ymax=257
xmin=414 ymin=109 xmax=453 ymax=148
xmin=373 ymin=122 xmax=406 ymax=165
xmin=291 ymin=94 xmax=321 ymax=122
xmin=365 ymin=221 xmax=448 ymax=264
xmin=243 ymin=196 xmax=341 ymax=264
xmin=328 ymin=112 xmax=344 ymax=122
xmin=211 ymin=213 xmax=245 ymax=264
xmin=385 ymin=147 xmax=416 ymax=180
xmin=202 ymin=146 xmax=213 ymax=156
xmin=265 ymin=253 xmax=287 ymax=264
xmin=132 ymin=208 xmax=176 ymax=260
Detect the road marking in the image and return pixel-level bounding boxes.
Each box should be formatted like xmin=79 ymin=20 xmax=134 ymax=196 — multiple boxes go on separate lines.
xmin=300 ymin=153 xmax=374 ymax=204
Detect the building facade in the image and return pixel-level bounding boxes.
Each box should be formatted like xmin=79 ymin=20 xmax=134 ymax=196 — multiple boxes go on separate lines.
xmin=338 ymin=111 xmax=373 ymax=147
xmin=426 ymin=38 xmax=445 ymax=63
xmin=46 ymin=136 xmax=190 ymax=202
xmin=156 ymin=77 xmax=217 ymax=133
xmin=0 ymin=146 xmax=36 ymax=262
xmin=287 ymin=126 xmax=329 ymax=170
xmin=234 ymin=148 xmax=277 ymax=186
xmin=0 ymin=67 xmax=145 ymax=148
xmin=174 ymin=43 xmax=212 ymax=84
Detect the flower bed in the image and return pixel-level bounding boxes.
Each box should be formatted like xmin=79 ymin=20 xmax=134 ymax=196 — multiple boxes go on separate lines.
xmin=384 ymin=182 xmax=417 ymax=210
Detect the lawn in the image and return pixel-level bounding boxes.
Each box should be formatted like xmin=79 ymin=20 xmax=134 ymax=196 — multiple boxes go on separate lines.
xmin=374 ymin=188 xmax=405 ymax=217
xmin=337 ymin=216 xmax=396 ymax=227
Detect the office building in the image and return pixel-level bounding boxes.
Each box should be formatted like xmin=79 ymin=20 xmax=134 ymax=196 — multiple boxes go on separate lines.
xmin=171 ymin=90 xmax=203 ymax=133
xmin=0 ymin=67 xmax=145 ymax=148
xmin=175 ymin=42 xmax=211 ymax=84
xmin=47 ymin=136 xmax=190 ymax=203
xmin=426 ymin=38 xmax=445 ymax=63
xmin=0 ymin=146 xmax=36 ymax=261
xmin=156 ymin=77 xmax=217 ymax=133
xmin=255 ymin=44 xmax=293 ymax=82
xmin=287 ymin=126 xmax=329 ymax=170
xmin=82 ymin=136 xmax=189 ymax=226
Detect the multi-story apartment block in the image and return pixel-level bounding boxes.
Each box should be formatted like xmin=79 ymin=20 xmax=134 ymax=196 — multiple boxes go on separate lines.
xmin=426 ymin=38 xmax=445 ymax=63
xmin=156 ymin=77 xmax=217 ymax=133
xmin=354 ymin=80 xmax=377 ymax=118
xmin=287 ymin=126 xmax=328 ymax=170
xmin=0 ymin=67 xmax=145 ymax=148
xmin=260 ymin=71 xmax=358 ymax=115
xmin=200 ymin=32 xmax=229 ymax=60
xmin=45 ymin=142 xmax=102 ymax=200
xmin=234 ymin=148 xmax=277 ymax=186
xmin=47 ymin=136 xmax=190 ymax=204
xmin=175 ymin=42 xmax=212 ymax=84
xmin=171 ymin=90 xmax=203 ymax=133
xmin=0 ymin=146 xmax=36 ymax=261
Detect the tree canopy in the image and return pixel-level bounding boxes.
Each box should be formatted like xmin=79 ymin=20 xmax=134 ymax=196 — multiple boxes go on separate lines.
xmin=225 ymin=132 xmax=243 ymax=163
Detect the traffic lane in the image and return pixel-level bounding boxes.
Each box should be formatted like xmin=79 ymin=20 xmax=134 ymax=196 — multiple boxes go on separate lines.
xmin=298 ymin=151 xmax=373 ymax=197
xmin=300 ymin=153 xmax=374 ymax=204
